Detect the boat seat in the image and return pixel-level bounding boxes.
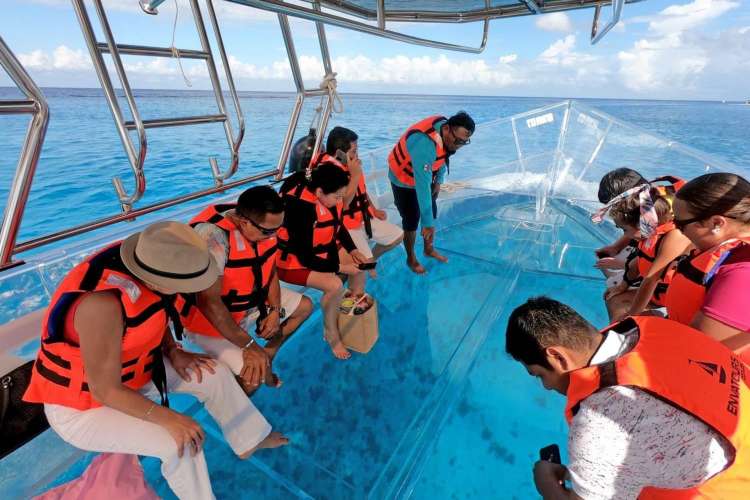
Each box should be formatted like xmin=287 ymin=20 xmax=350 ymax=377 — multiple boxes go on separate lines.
xmin=0 ymin=309 xmax=44 ymax=372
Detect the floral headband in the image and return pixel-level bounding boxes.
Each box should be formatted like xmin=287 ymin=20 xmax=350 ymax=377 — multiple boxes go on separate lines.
xmin=591 ymin=183 xmax=659 ymax=238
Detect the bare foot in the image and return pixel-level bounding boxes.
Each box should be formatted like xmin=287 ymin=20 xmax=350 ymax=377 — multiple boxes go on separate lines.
xmin=407 ymin=258 xmax=426 ymax=274
xmin=330 ymin=341 xmax=352 ymax=360
xmin=424 ymin=248 xmax=448 ymax=263
xmin=239 ymin=431 xmax=289 ymax=459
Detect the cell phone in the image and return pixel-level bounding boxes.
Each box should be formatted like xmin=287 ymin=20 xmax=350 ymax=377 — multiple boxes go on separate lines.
xmin=335 ymin=149 xmax=348 ymax=166
xmin=357 ymin=261 xmax=377 ymax=270
xmin=539 ymin=444 xmax=561 ymax=464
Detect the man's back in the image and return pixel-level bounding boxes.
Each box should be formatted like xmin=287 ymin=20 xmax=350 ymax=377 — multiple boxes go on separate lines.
xmin=568 ymin=328 xmax=732 ymax=499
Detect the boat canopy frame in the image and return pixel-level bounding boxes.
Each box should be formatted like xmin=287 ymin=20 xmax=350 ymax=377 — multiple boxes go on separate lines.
xmin=1 ymin=0 xmax=635 ymax=271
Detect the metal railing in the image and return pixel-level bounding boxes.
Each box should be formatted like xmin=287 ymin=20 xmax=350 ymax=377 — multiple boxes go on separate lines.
xmin=71 ymin=0 xmax=245 ymax=212
xmin=228 ymin=0 xmax=490 ymax=54
xmin=0 ymin=36 xmax=50 ymax=270
xmin=319 ymin=0 xmax=632 ymax=24
xmin=0 ymin=1 xmax=273 ymax=268
xmin=0 ymin=0 xmax=635 ymax=272
xmin=591 ymin=0 xmax=625 ymax=44
xmin=274 ymin=1 xmax=340 ymax=179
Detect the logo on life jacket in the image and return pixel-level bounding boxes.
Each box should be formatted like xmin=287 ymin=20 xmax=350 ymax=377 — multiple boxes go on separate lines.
xmin=689 ymin=359 xmax=727 ymax=384
xmin=728 ymin=357 xmax=745 ymax=416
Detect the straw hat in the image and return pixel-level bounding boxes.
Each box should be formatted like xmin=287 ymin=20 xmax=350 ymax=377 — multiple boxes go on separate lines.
xmin=120 ymin=221 xmax=218 ymax=293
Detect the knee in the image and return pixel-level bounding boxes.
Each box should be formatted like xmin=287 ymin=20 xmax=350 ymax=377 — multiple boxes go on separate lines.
xmin=196 ymin=361 xmax=236 ymax=393
xmin=296 ymin=295 xmax=314 ymax=318
xmin=321 ymin=278 xmax=344 ymax=299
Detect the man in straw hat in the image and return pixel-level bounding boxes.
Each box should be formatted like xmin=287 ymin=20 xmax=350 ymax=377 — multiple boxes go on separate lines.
xmin=24 ymin=221 xmax=288 ymax=500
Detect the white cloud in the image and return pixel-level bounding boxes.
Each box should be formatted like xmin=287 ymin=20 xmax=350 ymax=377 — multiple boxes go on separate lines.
xmin=227 ymin=53 xmax=523 ymax=88
xmin=649 ymin=0 xmax=739 ymax=35
xmin=535 ymin=12 xmax=573 ymax=33
xmin=18 ymin=50 xmax=50 ymax=70
xmin=19 ymin=45 xmax=90 ymax=71
xmin=617 ymin=0 xmax=740 ymax=91
xmin=538 ymin=35 xmax=596 ymax=67
xmin=499 ymin=54 xmax=518 ymax=64
xmin=51 ymin=46 xmax=91 ymax=70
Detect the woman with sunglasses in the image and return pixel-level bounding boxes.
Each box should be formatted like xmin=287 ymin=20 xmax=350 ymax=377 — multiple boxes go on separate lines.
xmin=602 ymin=185 xmax=691 ymax=321
xmin=277 ymin=162 xmax=369 ymax=360
xmin=664 ymin=173 xmax=750 ymax=361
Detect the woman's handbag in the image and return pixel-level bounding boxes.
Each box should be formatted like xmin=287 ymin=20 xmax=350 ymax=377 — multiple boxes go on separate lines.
xmin=0 ymin=360 xmax=49 ymax=459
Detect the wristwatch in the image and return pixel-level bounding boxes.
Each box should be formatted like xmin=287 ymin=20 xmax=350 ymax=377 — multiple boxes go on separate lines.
xmin=267 ymin=305 xmax=284 ymax=315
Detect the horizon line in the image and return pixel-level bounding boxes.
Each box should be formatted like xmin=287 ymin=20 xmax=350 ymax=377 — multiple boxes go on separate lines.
xmin=0 ymin=86 xmax=743 ymax=104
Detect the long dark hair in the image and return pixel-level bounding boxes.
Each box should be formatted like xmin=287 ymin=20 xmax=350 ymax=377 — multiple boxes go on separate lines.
xmin=676 ymin=173 xmax=750 ymax=223
xmin=279 ymin=161 xmax=350 ymax=196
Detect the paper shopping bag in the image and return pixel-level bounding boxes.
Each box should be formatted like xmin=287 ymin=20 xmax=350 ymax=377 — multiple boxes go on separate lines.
xmin=338 ymin=298 xmax=379 ymax=354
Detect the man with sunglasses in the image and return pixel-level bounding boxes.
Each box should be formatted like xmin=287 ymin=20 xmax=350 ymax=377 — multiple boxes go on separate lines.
xmin=388 ymin=111 xmax=475 ymax=274
xmin=180 ymin=186 xmax=313 ymax=392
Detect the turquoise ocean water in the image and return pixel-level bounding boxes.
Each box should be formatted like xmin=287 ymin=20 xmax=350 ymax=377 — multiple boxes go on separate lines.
xmin=1 ymin=88 xmax=749 ymax=246
xmin=1 ymin=89 xmax=749 ymax=499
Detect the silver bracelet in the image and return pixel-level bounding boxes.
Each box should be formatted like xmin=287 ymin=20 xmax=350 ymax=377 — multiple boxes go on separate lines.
xmin=242 ymin=338 xmax=255 ymax=350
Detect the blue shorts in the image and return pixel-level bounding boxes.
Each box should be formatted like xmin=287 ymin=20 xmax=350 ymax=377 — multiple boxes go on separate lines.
xmin=391 ymin=182 xmax=438 ymax=232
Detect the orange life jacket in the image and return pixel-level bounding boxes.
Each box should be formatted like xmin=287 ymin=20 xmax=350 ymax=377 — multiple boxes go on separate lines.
xmin=388 ymin=115 xmax=448 ymax=187
xmin=665 ymin=238 xmax=750 ymax=325
xmin=316 ymin=153 xmax=375 ymax=237
xmin=566 ymin=316 xmax=750 ymax=499
xmin=23 ymin=244 xmax=168 ymax=411
xmin=650 ymin=175 xmax=686 ymax=195
xmin=276 ymin=178 xmax=342 ymax=271
xmin=632 ymin=221 xmax=679 ymax=306
xmin=179 ymin=204 xmax=277 ymax=338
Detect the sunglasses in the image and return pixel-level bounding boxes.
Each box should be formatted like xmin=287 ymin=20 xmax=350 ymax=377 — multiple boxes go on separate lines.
xmin=673 ymin=215 xmax=705 ymax=231
xmin=243 ymin=216 xmax=281 ymax=236
xmin=450 ymin=127 xmax=471 ymax=146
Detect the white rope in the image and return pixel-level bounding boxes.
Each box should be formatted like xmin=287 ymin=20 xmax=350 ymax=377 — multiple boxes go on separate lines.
xmin=303 ymin=72 xmax=344 ymax=181
xmin=171 ymin=0 xmax=192 ymax=88
xmin=320 ymin=72 xmax=344 ymax=114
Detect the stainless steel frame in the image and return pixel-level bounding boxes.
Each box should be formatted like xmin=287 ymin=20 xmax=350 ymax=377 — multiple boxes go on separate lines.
xmin=139 ymin=0 xmax=169 ymax=15
xmin=13 ymin=169 xmax=278 ymax=254
xmin=591 ymin=0 xmax=625 ymax=44
xmin=273 ymin=2 xmax=339 ymax=179
xmin=71 ymin=0 xmax=245 ymax=212
xmin=0 ymin=0 xmax=638 ymax=271
xmin=319 ymin=0 xmax=635 ymax=23
xmin=0 ymin=37 xmax=50 ymax=269
xmin=228 ymin=0 xmax=490 ymax=54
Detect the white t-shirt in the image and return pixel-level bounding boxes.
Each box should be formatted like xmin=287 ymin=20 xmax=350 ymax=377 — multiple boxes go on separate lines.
xmin=568 ymin=328 xmax=733 ymax=500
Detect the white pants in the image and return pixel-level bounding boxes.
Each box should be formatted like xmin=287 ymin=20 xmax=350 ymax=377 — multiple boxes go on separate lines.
xmin=186 ymin=288 xmax=304 ymax=375
xmin=44 ymin=358 xmax=271 ymax=500
xmin=348 ymin=218 xmax=404 ymax=259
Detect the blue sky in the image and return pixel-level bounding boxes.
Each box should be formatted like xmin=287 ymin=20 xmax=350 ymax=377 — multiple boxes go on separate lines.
xmin=2 ymin=0 xmax=750 ymax=99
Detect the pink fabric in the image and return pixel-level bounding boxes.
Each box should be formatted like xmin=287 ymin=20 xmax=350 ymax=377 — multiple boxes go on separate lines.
xmin=702 ymin=245 xmax=750 ymax=332
xmin=33 ymin=453 xmax=158 ymax=500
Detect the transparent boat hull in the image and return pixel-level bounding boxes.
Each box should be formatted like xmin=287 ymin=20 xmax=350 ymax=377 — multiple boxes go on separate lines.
xmin=0 ymin=101 xmax=739 ymax=499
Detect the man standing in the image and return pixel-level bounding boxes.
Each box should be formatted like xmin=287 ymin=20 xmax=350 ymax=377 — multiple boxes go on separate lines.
xmin=505 ymin=297 xmax=750 ymax=499
xmin=388 ymin=111 xmax=474 ymax=274
xmin=181 ymin=186 xmax=313 ymax=391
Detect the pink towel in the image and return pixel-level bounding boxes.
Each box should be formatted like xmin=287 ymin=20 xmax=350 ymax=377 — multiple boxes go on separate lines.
xmin=33 ymin=453 xmax=158 ymax=500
